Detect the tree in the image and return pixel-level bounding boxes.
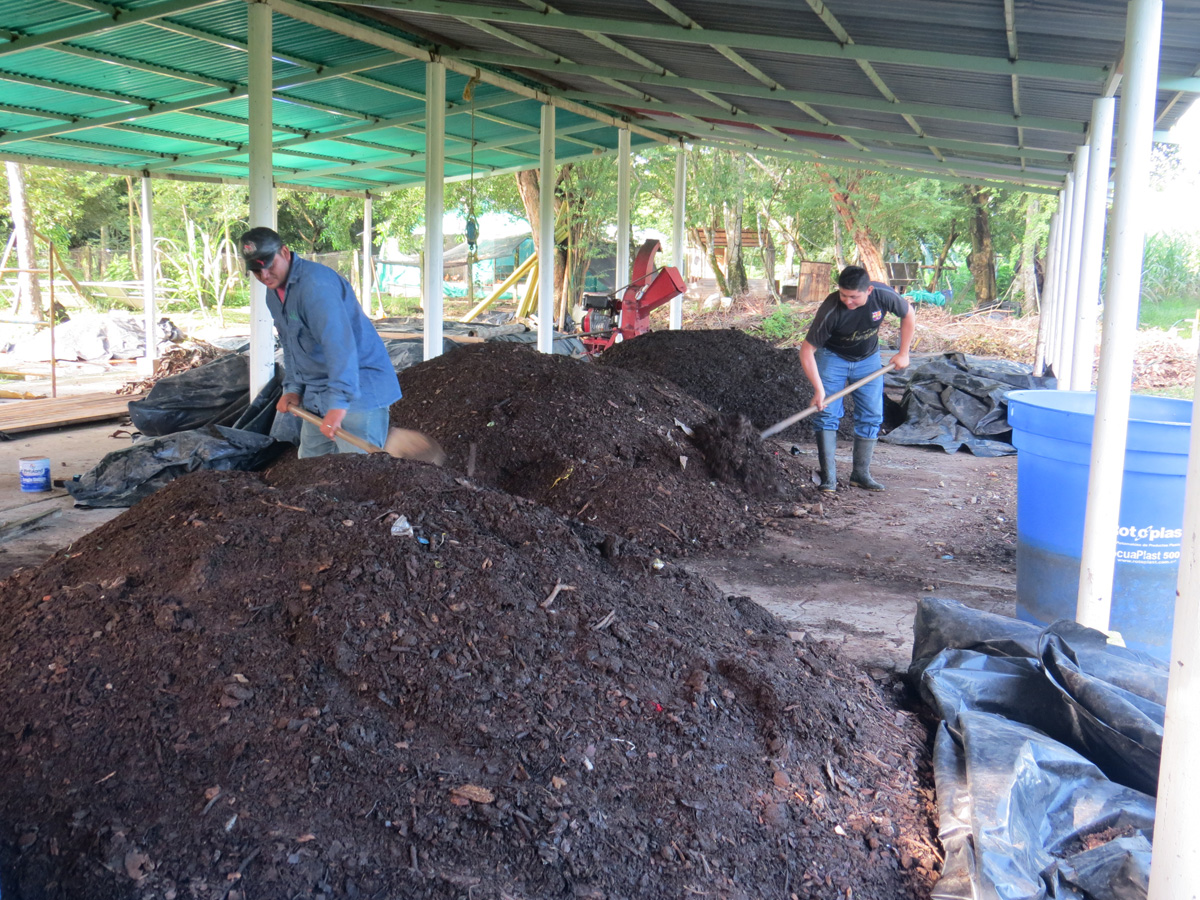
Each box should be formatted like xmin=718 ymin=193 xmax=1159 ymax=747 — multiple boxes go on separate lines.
xmin=964 ymin=186 xmax=998 ymax=306
xmin=814 ymin=165 xmax=887 ymax=281
xmin=5 ymin=162 xmax=44 ymax=320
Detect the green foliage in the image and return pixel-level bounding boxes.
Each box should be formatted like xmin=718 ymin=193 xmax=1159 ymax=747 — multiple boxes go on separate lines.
xmin=1140 ymin=232 xmax=1200 ymax=305
xmin=754 ymin=305 xmax=810 ymax=343
xmin=1137 ymin=296 xmax=1200 ymax=334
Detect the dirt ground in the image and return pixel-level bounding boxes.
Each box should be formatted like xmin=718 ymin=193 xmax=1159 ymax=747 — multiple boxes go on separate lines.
xmin=0 ymin=331 xmax=1021 ymax=899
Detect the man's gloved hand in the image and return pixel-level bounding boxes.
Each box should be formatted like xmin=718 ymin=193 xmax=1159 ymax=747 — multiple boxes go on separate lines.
xmin=277 ymin=391 xmax=301 ymax=414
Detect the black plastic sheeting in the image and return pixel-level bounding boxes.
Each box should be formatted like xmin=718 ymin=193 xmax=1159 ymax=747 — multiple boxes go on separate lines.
xmin=128 ymin=353 xmax=255 ymax=437
xmin=911 ymin=598 xmax=1163 ymax=900
xmin=882 ymin=353 xmax=1056 ymax=457
xmin=65 ymin=425 xmax=279 ymax=508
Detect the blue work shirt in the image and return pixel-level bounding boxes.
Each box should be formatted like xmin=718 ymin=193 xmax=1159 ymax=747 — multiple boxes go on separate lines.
xmin=265 ymin=253 xmax=402 ymax=416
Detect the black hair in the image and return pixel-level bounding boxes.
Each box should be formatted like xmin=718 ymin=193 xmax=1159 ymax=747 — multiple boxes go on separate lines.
xmin=837 ymin=266 xmax=872 ymax=291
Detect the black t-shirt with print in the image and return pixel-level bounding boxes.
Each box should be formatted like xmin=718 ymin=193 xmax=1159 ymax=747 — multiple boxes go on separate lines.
xmin=804 ymin=281 xmax=910 ymax=361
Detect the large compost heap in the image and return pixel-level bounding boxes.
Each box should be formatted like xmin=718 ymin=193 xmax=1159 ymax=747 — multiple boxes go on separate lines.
xmin=393 ymin=342 xmax=811 ymax=554
xmin=0 ymin=457 xmax=938 ymax=900
xmin=599 ymin=329 xmax=859 ymax=440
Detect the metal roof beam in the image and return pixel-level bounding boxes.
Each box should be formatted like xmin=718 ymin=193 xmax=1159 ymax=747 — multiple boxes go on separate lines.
xmin=319 ymin=0 xmax=1110 ymax=83
xmin=456 ymin=50 xmax=1086 ymax=135
xmin=269 ymin=0 xmax=677 ymax=146
xmin=50 ymin=43 xmax=240 ymax=91
xmin=0 ymin=0 xmax=224 ymax=58
xmin=618 ymin=96 xmax=1071 ymax=163
xmin=697 ymin=130 xmax=1067 ymax=182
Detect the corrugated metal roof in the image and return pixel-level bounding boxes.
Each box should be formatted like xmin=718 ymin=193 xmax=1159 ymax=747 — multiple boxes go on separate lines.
xmin=0 ymin=0 xmax=1196 ymax=196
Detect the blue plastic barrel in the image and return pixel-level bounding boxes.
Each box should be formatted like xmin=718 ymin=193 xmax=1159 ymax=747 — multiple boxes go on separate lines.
xmin=1007 ymin=390 xmax=1192 ymax=661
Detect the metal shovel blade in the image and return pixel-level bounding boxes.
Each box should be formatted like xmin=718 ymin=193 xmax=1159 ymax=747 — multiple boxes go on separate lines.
xmin=384 ymin=427 xmax=447 ymax=465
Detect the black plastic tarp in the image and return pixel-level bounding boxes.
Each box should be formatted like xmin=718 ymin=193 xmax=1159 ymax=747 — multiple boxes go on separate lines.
xmin=65 ymin=425 xmax=278 ymax=508
xmin=128 ymin=352 xmax=253 ymax=437
xmin=883 ymin=353 xmax=1056 ymax=457
xmin=911 ymin=598 xmax=1163 ymax=900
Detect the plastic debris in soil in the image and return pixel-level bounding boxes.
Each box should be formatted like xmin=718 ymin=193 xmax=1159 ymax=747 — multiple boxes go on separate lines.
xmin=1 ymin=456 xmax=939 ymax=900
xmin=909 ymin=598 xmax=1164 ymax=900
xmin=393 ymin=341 xmax=817 ymax=554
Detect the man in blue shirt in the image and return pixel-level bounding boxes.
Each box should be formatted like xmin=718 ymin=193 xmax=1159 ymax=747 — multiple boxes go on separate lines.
xmin=240 ymin=227 xmax=402 ymax=458
xmin=799 ymin=265 xmax=914 ymax=492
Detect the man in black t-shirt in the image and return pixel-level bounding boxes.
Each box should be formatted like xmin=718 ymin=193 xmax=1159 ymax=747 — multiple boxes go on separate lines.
xmin=799 ymin=266 xmax=914 ymax=492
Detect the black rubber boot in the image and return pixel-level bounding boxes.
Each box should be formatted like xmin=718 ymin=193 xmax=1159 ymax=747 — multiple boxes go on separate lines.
xmin=850 ymin=437 xmax=885 ymax=491
xmin=815 ymin=430 xmax=838 ymax=492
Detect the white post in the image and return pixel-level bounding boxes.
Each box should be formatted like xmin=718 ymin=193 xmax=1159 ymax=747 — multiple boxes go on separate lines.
xmin=362 ymin=193 xmax=374 ymax=316
xmin=616 ymin=128 xmax=631 ymax=295
xmin=1075 ymin=0 xmax=1162 ymax=632
xmin=671 ymin=148 xmax=686 ymax=330
xmin=1034 ymin=210 xmax=1060 ymax=377
xmin=537 ymin=104 xmax=555 ymax=354
xmin=1059 ymin=146 xmax=1090 ymax=390
xmin=1071 ymin=97 xmax=1117 ymax=392
xmin=139 ymin=175 xmax=157 ymax=376
xmin=1049 ymin=176 xmax=1074 ymax=379
xmin=423 ymin=62 xmax=445 ymax=361
xmin=1147 ymin=345 xmax=1200 ymax=900
xmin=246 ymin=0 xmax=275 ymax=400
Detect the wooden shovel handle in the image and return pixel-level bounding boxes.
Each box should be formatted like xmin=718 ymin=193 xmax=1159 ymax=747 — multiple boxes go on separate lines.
xmin=761 ymin=362 xmax=896 ymax=439
xmin=286 ymin=404 xmax=383 ymax=454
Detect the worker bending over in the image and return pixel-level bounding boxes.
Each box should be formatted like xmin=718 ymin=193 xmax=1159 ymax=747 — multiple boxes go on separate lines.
xmin=240 ymin=226 xmax=401 ymax=458
xmin=799 ymin=265 xmax=915 ymax=492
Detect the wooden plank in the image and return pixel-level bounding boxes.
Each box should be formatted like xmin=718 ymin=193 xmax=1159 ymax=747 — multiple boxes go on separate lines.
xmin=376 ymin=331 xmax=486 ymax=343
xmin=0 ymin=392 xmax=144 ymax=434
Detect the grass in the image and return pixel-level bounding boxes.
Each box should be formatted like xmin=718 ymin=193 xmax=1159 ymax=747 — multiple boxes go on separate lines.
xmin=1138 ymin=296 xmax=1200 ymax=337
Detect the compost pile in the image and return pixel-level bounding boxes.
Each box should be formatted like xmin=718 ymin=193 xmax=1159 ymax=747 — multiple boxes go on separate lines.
xmin=393 ymin=342 xmax=814 ymax=554
xmin=0 ymin=457 xmax=938 ymax=900
xmin=599 ymin=329 xmax=861 ymax=440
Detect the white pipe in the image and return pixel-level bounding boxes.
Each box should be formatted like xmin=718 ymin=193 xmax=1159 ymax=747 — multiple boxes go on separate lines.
xmin=423 ymin=62 xmax=445 ymax=361
xmin=362 ymin=194 xmax=374 ymax=316
xmin=1049 ymin=175 xmax=1073 ymax=379
xmin=1148 ymin=343 xmax=1200 ymax=900
xmin=1071 ymin=97 xmax=1116 ymax=392
xmin=671 ymin=148 xmax=686 ymax=330
xmin=139 ymin=176 xmax=157 ymax=376
xmin=1059 ymin=146 xmax=1090 ymax=390
xmin=616 ymin=128 xmax=631 ymax=296
xmin=538 ymin=104 xmax=555 ymax=354
xmin=1034 ymin=210 xmax=1060 ymax=377
xmin=247 ymin=0 xmax=275 ymax=400
xmin=1075 ymin=0 xmax=1162 ymax=633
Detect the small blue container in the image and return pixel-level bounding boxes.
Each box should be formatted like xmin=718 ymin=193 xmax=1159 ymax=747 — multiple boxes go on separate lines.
xmin=1007 ymin=390 xmax=1191 ymax=661
xmin=19 ymin=456 xmax=51 ymax=492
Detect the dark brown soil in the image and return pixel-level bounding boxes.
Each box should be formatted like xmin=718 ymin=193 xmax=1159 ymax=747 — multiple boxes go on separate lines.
xmin=391 ymin=342 xmax=815 ymax=555
xmin=599 ymin=330 xmax=860 ymax=441
xmin=0 ymin=457 xmax=939 ymax=900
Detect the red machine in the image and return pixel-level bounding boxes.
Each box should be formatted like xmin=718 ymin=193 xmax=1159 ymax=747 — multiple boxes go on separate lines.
xmin=580 ymin=238 xmax=685 ymax=354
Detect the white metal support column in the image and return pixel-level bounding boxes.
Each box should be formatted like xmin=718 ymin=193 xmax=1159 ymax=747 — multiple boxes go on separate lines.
xmin=423 ymin=62 xmax=445 ymax=361
xmin=671 ymin=148 xmax=686 ymax=331
xmin=616 ymin=128 xmax=631 ymax=295
xmin=139 ymin=175 xmax=157 ymax=376
xmin=537 ymin=104 xmax=555 ymax=354
xmin=1034 ymin=210 xmax=1060 ymax=377
xmin=1059 ymin=146 xmax=1090 ymax=390
xmin=247 ymin=0 xmax=275 ymax=400
xmin=1149 ymin=351 xmax=1200 ymax=899
xmin=362 ymin=193 xmax=374 ymax=316
xmin=1071 ymin=97 xmax=1117 ymax=392
xmin=1049 ymin=175 xmax=1074 ymax=378
xmin=1075 ymin=0 xmax=1162 ymax=632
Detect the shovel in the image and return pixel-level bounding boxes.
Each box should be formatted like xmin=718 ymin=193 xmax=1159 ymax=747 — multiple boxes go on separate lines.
xmin=287 ymin=405 xmax=447 ymax=465
xmin=761 ymin=363 xmax=896 ymax=439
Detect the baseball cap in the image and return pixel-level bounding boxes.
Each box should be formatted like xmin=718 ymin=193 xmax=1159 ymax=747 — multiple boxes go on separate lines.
xmin=239 ymin=227 xmax=284 ymax=272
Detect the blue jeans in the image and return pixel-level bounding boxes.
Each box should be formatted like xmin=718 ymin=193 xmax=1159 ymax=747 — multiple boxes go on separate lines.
xmin=812 ymin=348 xmax=884 ymax=440
xmin=298 ymin=407 xmax=390 ymax=458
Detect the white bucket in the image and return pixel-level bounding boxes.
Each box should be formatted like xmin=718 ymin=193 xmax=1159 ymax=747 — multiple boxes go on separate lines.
xmin=19 ymin=457 xmax=51 ymax=492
